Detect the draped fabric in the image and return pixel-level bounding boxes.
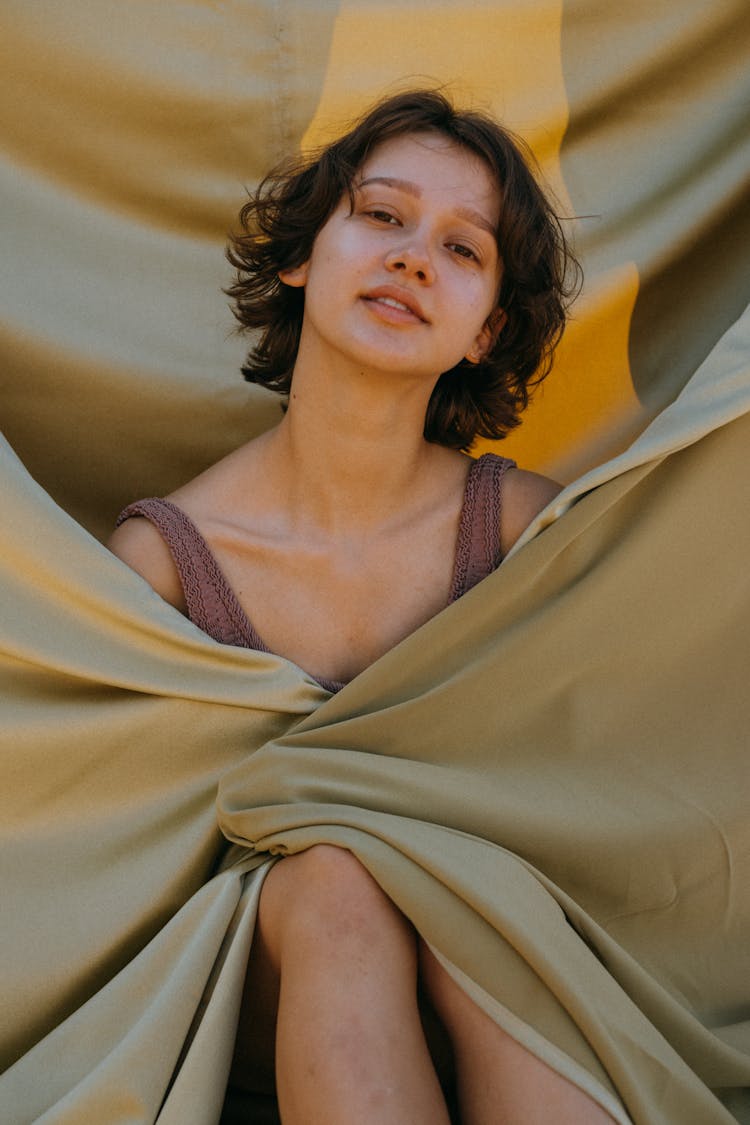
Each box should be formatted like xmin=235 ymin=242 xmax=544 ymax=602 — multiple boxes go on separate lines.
xmin=1 ymin=2 xmax=749 ymax=1123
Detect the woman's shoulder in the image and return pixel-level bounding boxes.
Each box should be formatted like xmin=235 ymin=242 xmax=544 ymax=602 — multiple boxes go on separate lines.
xmin=107 ymin=503 xmax=187 ymax=611
xmin=106 ymin=443 xmax=258 ymax=610
xmin=498 ymin=464 xmax=562 ymax=557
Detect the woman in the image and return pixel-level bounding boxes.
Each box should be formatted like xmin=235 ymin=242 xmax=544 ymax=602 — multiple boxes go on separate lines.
xmin=109 ymin=90 xmax=611 ymax=1124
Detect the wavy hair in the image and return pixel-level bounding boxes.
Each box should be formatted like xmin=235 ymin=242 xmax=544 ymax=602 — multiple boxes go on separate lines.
xmin=226 ymin=89 xmax=581 ymax=450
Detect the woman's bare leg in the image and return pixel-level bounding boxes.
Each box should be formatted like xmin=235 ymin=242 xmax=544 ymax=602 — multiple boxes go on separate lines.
xmin=419 ymin=943 xmax=619 ymax=1125
xmin=244 ymin=845 xmax=451 ymax=1125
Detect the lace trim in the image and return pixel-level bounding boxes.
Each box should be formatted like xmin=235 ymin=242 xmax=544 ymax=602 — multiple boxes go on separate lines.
xmin=116 ymin=499 xmax=255 ymax=648
xmin=448 ymin=453 xmax=515 ymax=604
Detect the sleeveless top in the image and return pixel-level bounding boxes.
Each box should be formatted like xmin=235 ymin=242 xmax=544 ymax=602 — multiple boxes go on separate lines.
xmin=116 ymin=452 xmax=516 ymax=693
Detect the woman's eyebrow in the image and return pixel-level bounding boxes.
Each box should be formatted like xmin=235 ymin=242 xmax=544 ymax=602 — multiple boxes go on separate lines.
xmin=357 ymin=176 xmax=496 ymax=237
xmin=358 ymin=175 xmax=423 ymax=197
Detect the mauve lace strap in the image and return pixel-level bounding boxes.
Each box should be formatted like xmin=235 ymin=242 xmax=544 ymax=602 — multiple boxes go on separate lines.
xmin=115 ymin=498 xmax=257 ymax=648
xmin=449 ymin=453 xmax=516 ymax=603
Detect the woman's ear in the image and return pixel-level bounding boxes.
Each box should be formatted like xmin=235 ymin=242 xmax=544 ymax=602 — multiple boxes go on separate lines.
xmin=278 ymin=262 xmax=309 ymax=288
xmin=465 ymin=308 xmax=506 ymax=364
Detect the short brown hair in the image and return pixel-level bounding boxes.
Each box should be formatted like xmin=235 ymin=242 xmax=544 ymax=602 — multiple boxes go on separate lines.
xmin=226 ymin=89 xmax=580 ymax=450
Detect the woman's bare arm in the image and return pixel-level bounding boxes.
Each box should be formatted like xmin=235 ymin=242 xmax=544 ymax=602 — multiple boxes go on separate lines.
xmin=499 ymin=469 xmax=563 ymax=558
xmin=107 ymin=519 xmax=187 ymax=613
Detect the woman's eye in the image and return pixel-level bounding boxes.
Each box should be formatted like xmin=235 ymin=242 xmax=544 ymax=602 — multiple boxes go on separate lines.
xmin=366 ymin=209 xmax=399 ymax=225
xmin=449 ymin=243 xmax=479 ymax=261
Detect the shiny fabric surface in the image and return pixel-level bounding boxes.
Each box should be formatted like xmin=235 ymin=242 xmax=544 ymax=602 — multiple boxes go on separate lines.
xmin=1 ymin=2 xmax=749 ymax=1122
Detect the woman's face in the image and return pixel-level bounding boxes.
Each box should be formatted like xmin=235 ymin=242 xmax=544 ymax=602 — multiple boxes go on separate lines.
xmin=280 ymin=131 xmax=504 ymax=383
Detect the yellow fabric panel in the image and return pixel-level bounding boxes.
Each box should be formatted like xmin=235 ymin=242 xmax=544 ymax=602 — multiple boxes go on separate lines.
xmin=494 ymin=262 xmax=641 ymax=479
xmin=301 ymin=0 xmax=568 ymax=160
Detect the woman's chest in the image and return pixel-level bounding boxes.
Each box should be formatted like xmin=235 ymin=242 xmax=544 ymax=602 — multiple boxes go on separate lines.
xmin=212 ymin=527 xmax=459 ymax=685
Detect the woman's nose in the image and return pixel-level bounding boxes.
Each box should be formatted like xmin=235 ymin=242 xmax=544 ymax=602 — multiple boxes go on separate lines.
xmin=384 ymin=243 xmax=435 ymax=284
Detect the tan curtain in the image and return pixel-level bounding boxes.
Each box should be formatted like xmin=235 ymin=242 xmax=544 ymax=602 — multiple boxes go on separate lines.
xmin=1 ymin=2 xmax=749 ymax=1122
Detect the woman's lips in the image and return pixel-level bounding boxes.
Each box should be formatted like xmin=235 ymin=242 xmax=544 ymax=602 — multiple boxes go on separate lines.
xmin=361 ymin=286 xmax=428 ymax=323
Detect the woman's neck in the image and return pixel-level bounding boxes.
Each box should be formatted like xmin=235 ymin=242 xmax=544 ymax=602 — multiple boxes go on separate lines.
xmin=258 ymin=360 xmax=464 ymax=539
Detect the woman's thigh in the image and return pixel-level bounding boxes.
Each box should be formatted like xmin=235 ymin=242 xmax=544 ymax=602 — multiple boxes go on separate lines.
xmin=229 ymin=845 xmax=418 ymax=1093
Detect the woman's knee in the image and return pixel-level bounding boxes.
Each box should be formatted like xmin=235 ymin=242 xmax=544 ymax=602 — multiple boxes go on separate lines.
xmin=259 ymin=844 xmax=410 ymax=958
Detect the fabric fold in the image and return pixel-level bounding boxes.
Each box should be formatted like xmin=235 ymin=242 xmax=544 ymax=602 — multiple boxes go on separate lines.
xmin=215 ymin=403 xmax=750 ymax=1124
xmin=2 ymin=313 xmax=749 ymax=1121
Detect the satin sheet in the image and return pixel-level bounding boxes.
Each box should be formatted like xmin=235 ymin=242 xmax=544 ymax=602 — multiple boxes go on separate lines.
xmin=1 ymin=1 xmax=750 ymax=1122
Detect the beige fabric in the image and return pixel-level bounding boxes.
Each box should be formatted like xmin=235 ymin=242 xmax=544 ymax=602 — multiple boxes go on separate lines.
xmin=2 ymin=321 xmax=749 ymax=1123
xmin=1 ymin=2 xmax=749 ymax=1122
